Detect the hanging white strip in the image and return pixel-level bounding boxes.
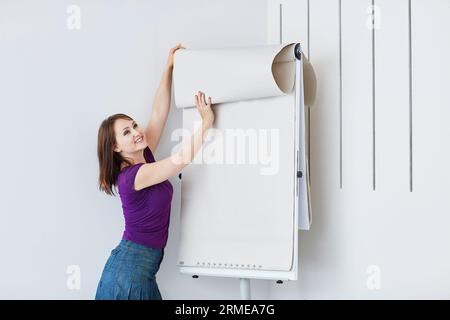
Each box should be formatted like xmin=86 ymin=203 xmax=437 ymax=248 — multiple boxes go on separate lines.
xmin=296 ymin=52 xmax=312 ymax=230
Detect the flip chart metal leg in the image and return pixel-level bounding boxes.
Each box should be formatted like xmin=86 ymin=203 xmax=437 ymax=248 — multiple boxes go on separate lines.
xmin=239 ymin=278 xmax=251 ymax=300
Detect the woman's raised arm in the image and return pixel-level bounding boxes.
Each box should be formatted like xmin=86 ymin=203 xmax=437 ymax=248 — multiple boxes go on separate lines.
xmin=135 ymin=91 xmax=214 ymax=191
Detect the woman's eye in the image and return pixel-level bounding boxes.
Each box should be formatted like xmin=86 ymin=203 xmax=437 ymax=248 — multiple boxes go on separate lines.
xmin=123 ymin=124 xmax=137 ymax=135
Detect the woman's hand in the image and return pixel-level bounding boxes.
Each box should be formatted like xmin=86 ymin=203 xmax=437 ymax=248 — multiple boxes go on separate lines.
xmin=167 ymin=43 xmax=185 ymax=69
xmin=195 ymin=91 xmax=215 ymax=128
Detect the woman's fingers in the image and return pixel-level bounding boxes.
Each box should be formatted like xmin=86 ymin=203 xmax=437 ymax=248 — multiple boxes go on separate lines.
xmin=195 ymin=92 xmax=203 ymax=110
xmin=194 ymin=91 xmax=211 ymax=110
xmin=171 ymin=43 xmax=186 ymax=53
xmin=197 ymin=91 xmax=205 ymax=108
xmin=195 ymin=94 xmax=200 ymax=108
xmin=201 ymin=92 xmax=207 ymax=106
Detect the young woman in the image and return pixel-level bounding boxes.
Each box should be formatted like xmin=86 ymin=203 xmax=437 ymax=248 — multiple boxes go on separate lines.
xmin=95 ymin=44 xmax=215 ymax=300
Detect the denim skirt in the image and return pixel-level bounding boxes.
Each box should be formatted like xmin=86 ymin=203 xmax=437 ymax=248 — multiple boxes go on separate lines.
xmin=95 ymin=239 xmax=164 ymax=300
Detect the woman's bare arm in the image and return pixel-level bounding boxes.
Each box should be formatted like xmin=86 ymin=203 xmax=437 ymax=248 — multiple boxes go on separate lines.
xmin=145 ymin=66 xmax=172 ymax=152
xmin=134 ymin=91 xmax=214 ymax=191
xmin=145 ymin=44 xmax=185 ymax=152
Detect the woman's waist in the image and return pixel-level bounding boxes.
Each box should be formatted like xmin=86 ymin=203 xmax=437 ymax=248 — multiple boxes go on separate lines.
xmin=117 ymin=238 xmax=164 ymax=254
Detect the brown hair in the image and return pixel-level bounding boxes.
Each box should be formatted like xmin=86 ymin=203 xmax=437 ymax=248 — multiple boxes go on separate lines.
xmin=97 ymin=113 xmax=134 ymax=196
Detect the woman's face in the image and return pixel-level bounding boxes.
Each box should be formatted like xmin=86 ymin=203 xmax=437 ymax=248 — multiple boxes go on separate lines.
xmin=113 ymin=118 xmax=147 ymax=154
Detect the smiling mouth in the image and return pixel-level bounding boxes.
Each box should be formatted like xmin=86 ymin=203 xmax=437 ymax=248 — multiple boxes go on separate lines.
xmin=135 ymin=136 xmax=143 ymax=143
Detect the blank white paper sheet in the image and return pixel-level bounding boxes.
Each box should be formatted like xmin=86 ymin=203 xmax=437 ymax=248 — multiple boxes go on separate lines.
xmin=173 ymin=43 xmax=303 ymax=275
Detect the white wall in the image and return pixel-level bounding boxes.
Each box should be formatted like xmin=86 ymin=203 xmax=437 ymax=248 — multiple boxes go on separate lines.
xmin=268 ymin=0 xmax=450 ymax=299
xmin=0 ymin=0 xmax=270 ymax=299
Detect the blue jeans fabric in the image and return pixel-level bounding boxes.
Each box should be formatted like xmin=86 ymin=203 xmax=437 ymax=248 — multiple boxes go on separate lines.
xmin=95 ymin=239 xmax=164 ymax=300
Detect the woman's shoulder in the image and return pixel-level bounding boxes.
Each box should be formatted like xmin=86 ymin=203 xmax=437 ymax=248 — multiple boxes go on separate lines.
xmin=117 ymin=163 xmax=146 ymax=194
xmin=143 ymin=146 xmax=155 ymax=163
xmin=117 ymin=146 xmax=155 ymax=194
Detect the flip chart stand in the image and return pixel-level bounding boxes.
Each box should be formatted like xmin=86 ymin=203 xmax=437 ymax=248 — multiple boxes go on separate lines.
xmin=182 ymin=42 xmax=306 ymax=299
xmin=240 ymin=278 xmax=251 ymax=300
xmin=237 ymin=44 xmax=302 ymax=300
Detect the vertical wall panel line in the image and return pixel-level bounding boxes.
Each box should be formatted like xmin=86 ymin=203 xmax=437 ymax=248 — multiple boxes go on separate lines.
xmin=307 ymin=0 xmax=311 ymax=187
xmin=279 ymin=3 xmax=283 ymax=44
xmin=408 ymin=0 xmax=413 ymax=192
xmin=372 ymin=0 xmax=376 ymax=191
xmin=339 ymin=0 xmax=343 ymax=189
xmin=307 ymin=0 xmax=310 ymax=58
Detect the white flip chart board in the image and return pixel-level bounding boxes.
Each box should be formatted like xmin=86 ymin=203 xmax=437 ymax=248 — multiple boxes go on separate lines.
xmin=173 ymin=43 xmax=312 ymax=281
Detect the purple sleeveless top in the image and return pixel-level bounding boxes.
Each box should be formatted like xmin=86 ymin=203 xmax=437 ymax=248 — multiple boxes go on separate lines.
xmin=117 ymin=146 xmax=174 ymax=249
